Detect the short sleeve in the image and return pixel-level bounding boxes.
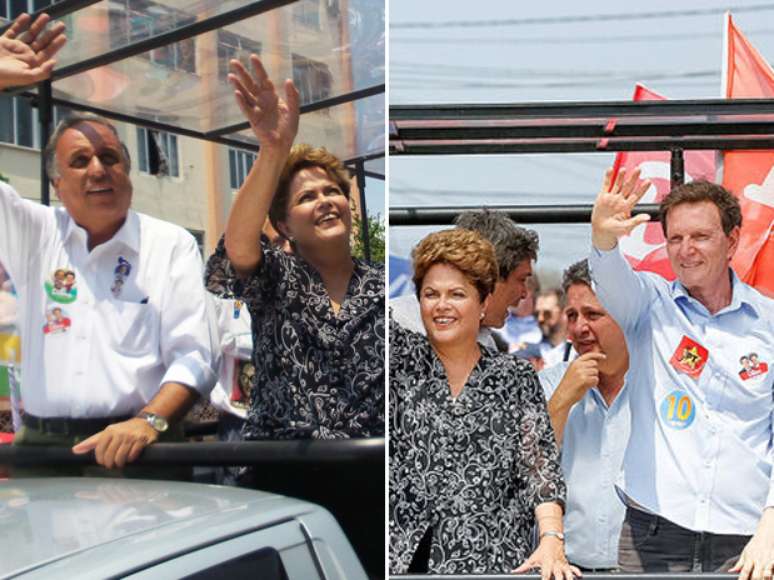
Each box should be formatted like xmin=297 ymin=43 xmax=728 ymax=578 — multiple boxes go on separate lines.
xmin=205 ymin=235 xmax=292 ymax=308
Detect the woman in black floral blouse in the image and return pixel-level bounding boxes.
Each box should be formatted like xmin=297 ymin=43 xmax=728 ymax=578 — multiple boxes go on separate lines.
xmin=205 ymin=54 xmax=383 ymax=442
xmin=390 ymin=228 xmax=578 ymax=578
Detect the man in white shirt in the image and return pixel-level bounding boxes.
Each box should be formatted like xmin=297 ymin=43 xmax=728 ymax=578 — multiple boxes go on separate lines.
xmin=0 ymin=15 xmax=216 ymax=471
xmin=539 ymin=259 xmax=629 ymax=571
xmin=590 ymin=169 xmax=774 ymax=578
xmin=390 ymin=209 xmax=538 ymax=348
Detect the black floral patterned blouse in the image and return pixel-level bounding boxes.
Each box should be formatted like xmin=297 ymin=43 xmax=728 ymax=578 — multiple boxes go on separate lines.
xmin=205 ymin=237 xmax=384 ymax=440
xmin=389 ymin=315 xmax=565 ymax=574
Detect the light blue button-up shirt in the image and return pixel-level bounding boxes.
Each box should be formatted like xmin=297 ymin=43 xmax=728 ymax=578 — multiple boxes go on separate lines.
xmin=539 ymin=362 xmax=630 ymax=568
xmin=590 ymin=246 xmax=774 ymax=535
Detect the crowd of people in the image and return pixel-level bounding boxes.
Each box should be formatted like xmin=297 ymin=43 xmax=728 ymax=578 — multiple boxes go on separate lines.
xmin=389 ymin=169 xmax=774 ymax=579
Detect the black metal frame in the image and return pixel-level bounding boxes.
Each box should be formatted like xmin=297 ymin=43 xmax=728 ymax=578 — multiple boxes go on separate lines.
xmin=389 ymin=98 xmax=774 ymax=225
xmin=1 ymin=0 xmax=385 ymax=247
xmin=0 ymin=438 xmax=384 ymax=466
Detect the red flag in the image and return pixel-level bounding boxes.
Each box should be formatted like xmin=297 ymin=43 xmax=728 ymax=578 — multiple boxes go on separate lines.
xmin=722 ymin=13 xmax=774 ymax=297
xmin=616 ymin=84 xmax=716 ymax=280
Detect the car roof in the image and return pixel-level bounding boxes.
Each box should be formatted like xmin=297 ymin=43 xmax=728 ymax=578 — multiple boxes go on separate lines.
xmin=0 ymin=478 xmax=322 ymax=579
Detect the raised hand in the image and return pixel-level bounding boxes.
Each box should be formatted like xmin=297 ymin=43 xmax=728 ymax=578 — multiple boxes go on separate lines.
xmin=0 ymin=12 xmax=66 ymax=89
xmin=228 ymin=54 xmax=300 ymax=154
xmin=591 ymin=167 xmax=652 ymax=251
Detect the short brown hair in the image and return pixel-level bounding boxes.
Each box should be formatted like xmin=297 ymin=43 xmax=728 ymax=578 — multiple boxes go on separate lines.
xmin=660 ymin=180 xmax=742 ymax=236
xmin=412 ymin=229 xmax=498 ymax=302
xmin=269 ymin=144 xmax=351 ymax=232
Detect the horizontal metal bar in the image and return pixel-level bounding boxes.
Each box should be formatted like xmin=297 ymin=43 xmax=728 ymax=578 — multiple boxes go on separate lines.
xmin=20 ymin=90 xmax=260 ymax=151
xmin=391 ymin=98 xmax=774 ymax=120
xmin=52 ymin=0 xmax=301 ymax=81
xmin=208 ymin=83 xmax=386 ymax=138
xmin=363 ymin=169 xmax=385 ymax=180
xmin=394 ymin=119 xmax=774 ymax=141
xmin=390 ymin=135 xmax=774 ymax=155
xmin=390 ymin=204 xmax=660 ymax=226
xmin=0 ymin=438 xmax=384 ymax=466
xmin=0 ymin=0 xmax=100 ymax=35
xmin=344 ymin=150 xmax=386 ymax=164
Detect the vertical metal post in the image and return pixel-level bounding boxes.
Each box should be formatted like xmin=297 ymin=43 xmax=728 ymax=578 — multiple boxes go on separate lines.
xmin=38 ymin=80 xmax=53 ymax=206
xmin=355 ymin=160 xmax=371 ymax=262
xmin=670 ymin=148 xmax=685 ymax=190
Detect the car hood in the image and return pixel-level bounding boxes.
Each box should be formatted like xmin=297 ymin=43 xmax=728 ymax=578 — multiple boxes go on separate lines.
xmin=0 ymin=478 xmax=306 ymax=578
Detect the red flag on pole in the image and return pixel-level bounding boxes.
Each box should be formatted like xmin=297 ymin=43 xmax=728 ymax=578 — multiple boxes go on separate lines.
xmin=615 ymin=85 xmax=716 ymax=280
xmin=722 ymin=13 xmax=774 ymax=297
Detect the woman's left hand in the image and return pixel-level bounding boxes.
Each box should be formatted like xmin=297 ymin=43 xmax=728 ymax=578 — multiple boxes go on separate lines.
xmin=512 ymin=537 xmax=582 ymax=580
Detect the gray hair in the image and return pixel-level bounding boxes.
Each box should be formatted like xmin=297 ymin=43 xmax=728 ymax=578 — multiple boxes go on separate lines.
xmin=561 ymin=259 xmax=592 ymax=295
xmin=44 ymin=113 xmax=131 ymax=181
xmin=454 ymin=209 xmax=539 ymax=281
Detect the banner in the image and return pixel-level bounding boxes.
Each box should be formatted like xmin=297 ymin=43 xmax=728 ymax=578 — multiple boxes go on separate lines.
xmin=615 ymin=84 xmax=716 ymax=280
xmin=722 ymin=13 xmax=774 ymax=296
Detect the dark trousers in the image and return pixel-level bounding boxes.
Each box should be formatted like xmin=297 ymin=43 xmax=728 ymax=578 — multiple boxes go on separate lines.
xmin=618 ymin=506 xmax=750 ymax=573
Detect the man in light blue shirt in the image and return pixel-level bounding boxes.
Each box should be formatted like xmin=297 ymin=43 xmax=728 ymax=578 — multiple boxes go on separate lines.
xmin=539 ymin=259 xmax=630 ymax=571
xmin=589 ymin=170 xmax=774 ymax=578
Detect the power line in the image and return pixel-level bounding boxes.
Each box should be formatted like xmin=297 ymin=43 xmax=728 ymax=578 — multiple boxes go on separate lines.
xmin=390 ymin=3 xmax=774 ymax=30
xmin=390 ymin=29 xmax=774 ymax=45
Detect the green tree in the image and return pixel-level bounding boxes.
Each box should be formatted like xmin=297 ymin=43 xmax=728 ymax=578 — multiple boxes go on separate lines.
xmin=352 ymin=213 xmax=385 ymax=263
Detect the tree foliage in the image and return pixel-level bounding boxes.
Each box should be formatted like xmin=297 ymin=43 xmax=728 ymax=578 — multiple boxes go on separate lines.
xmin=352 ymin=213 xmax=385 ymax=263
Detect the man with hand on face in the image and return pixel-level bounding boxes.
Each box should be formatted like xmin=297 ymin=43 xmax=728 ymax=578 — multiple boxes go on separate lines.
xmin=391 ymin=209 xmax=538 ymax=350
xmin=590 ymin=170 xmax=774 ymax=579
xmin=538 ymin=259 xmax=629 ymax=572
xmin=0 ymin=14 xmax=216 ymax=474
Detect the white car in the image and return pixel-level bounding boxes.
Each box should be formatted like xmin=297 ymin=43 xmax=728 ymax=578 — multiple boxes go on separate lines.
xmin=0 ymin=478 xmax=367 ymax=580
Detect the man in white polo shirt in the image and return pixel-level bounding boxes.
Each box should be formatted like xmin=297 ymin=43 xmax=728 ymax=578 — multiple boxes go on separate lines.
xmin=538 ymin=259 xmax=630 ymax=572
xmin=590 ymin=169 xmax=774 ymax=578
xmin=0 ymin=14 xmax=216 ymax=472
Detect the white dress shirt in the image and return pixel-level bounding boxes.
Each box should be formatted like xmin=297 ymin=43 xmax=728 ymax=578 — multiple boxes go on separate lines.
xmin=0 ymin=181 xmax=216 ymax=418
xmin=210 ymin=297 xmax=253 ymax=419
xmin=539 ymin=361 xmax=630 ymax=568
xmin=590 ymin=245 xmax=774 ymax=535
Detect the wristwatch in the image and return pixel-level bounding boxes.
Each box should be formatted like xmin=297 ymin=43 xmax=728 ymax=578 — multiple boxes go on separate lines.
xmin=137 ymin=411 xmax=169 ymax=433
xmin=540 ymin=530 xmax=565 ymax=542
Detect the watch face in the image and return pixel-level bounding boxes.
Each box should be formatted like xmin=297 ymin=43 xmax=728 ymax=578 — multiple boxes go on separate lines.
xmin=145 ymin=413 xmax=168 ymax=432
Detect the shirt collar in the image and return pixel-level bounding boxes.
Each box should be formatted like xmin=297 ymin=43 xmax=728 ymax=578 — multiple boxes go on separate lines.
xmin=62 ymin=209 xmax=140 ymax=252
xmin=671 ymin=268 xmax=760 ymax=317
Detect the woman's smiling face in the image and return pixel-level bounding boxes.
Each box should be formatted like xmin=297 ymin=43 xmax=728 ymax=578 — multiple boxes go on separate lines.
xmin=280 ymin=166 xmax=351 ymax=249
xmin=419 ymin=262 xmax=487 ymax=348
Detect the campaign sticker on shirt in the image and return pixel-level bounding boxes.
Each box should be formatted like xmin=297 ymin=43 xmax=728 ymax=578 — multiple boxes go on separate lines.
xmin=233 ymin=299 xmax=242 ymax=320
xmin=669 ymin=335 xmax=709 ymax=379
xmin=231 ymin=360 xmax=255 ymax=410
xmin=44 ymin=268 xmax=77 ymax=304
xmin=111 ymin=256 xmax=132 ymax=298
xmin=738 ymin=352 xmax=769 ymax=381
xmin=659 ymin=389 xmax=696 ymax=430
xmin=43 ymin=306 xmax=71 ymax=334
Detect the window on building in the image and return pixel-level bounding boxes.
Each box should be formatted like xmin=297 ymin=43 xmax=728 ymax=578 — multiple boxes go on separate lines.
xmin=217 ymin=30 xmax=262 ymax=81
xmin=293 ymin=1 xmax=320 ymax=29
xmin=292 ymin=54 xmax=333 ymax=104
xmin=108 ymin=0 xmax=196 ymax=73
xmin=0 ymin=94 xmax=37 ymax=148
xmin=137 ymin=127 xmax=179 ymax=177
xmin=228 ymin=148 xmax=256 ymax=190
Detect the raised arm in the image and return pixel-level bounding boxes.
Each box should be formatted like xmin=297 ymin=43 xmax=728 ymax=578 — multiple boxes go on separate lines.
xmin=0 ymin=12 xmax=65 ymax=90
xmin=591 ymin=167 xmax=651 ymax=251
xmin=224 ymin=54 xmax=300 ymax=277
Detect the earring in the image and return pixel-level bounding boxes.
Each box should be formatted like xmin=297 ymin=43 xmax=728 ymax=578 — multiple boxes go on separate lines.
xmin=480 ymin=312 xmax=485 ymax=320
